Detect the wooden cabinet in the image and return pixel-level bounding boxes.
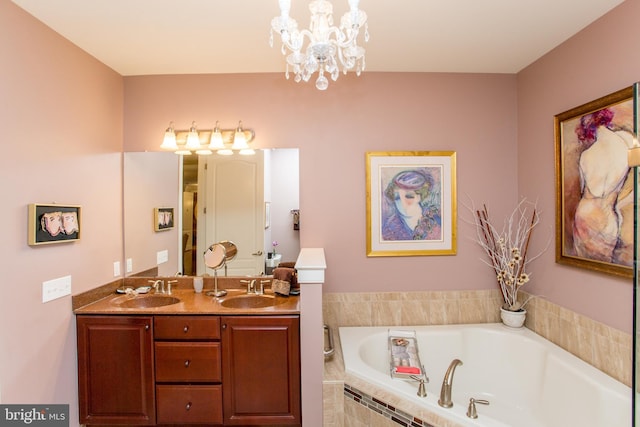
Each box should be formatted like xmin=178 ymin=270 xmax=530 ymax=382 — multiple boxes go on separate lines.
xmin=76 ymin=315 xmax=155 ymax=425
xmin=221 ymin=316 xmax=301 ymax=426
xmin=154 ymin=315 xmax=223 ymax=425
xmin=77 ymin=313 xmax=300 ymax=426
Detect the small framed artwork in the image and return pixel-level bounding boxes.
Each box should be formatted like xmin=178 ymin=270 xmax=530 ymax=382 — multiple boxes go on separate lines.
xmin=554 ymin=85 xmax=634 ymax=278
xmin=154 ymin=207 xmax=174 ymax=231
xmin=366 ymin=151 xmax=457 ymax=257
xmin=28 ymin=204 xmax=81 ymax=246
xmin=265 ymin=202 xmax=271 ymax=229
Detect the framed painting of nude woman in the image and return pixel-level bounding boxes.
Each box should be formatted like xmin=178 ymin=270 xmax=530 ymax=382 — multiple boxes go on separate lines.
xmin=554 ymin=85 xmax=634 ymax=278
xmin=366 ymin=151 xmax=457 ymax=257
xmin=28 ymin=203 xmax=81 ymax=246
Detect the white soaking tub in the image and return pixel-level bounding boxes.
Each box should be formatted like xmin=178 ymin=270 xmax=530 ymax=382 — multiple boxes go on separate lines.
xmin=339 ymin=323 xmax=630 ymax=427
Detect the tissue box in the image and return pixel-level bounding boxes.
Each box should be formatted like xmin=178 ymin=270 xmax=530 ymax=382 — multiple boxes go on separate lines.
xmin=388 ymin=329 xmax=423 ymax=379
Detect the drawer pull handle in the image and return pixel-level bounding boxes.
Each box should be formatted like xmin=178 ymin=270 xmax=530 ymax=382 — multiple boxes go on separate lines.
xmin=183 ymin=325 xmax=189 ymax=333
xmin=145 ymin=324 xmax=149 ymax=331
xmin=184 ymin=360 xmax=190 ymax=368
xmin=186 ymin=402 xmax=192 ymax=411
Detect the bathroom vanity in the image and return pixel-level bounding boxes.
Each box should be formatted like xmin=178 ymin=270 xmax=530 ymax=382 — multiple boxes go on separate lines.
xmin=74 ymin=285 xmax=301 ymax=426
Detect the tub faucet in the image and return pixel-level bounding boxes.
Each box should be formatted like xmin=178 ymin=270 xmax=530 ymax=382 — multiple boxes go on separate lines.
xmin=438 ymin=358 xmax=463 ymax=408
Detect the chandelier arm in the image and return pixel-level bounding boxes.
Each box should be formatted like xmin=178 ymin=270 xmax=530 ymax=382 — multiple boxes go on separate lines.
xmin=281 ymin=28 xmax=314 ymax=52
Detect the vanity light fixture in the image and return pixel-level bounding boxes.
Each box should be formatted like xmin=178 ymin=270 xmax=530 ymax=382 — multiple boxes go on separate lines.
xmin=160 ymin=121 xmax=255 ymax=156
xmin=160 ymin=122 xmax=178 ymax=150
xmin=208 ymin=122 xmax=233 ymax=156
xmin=232 ymin=121 xmax=255 ymax=156
xmin=270 ymin=0 xmax=368 ymax=90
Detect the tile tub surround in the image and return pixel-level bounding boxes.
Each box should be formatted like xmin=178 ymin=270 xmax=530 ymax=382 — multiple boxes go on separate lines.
xmin=322 ymin=288 xmax=631 ymax=389
xmin=322 ymin=291 xmax=631 ymax=427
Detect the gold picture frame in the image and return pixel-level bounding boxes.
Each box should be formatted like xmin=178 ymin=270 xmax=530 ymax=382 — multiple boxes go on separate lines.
xmin=154 ymin=207 xmax=175 ymax=231
xmin=554 ymin=86 xmax=634 ymax=278
xmin=28 ymin=203 xmax=81 ymax=246
xmin=366 ymin=151 xmax=457 ymax=257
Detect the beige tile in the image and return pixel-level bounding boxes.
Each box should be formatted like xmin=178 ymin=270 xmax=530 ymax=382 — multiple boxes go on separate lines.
xmin=428 ymin=299 xmax=447 ymax=325
xmin=400 ymin=299 xmax=431 ymax=326
xmin=343 ymin=398 xmax=369 ymax=427
xmin=458 ymin=298 xmax=486 ymax=324
xmin=369 ymin=411 xmax=395 ymax=427
xmin=338 ymin=302 xmax=372 ymax=327
xmin=371 ymin=300 xmax=403 ymax=326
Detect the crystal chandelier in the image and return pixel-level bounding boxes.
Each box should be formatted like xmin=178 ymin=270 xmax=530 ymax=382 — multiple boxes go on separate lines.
xmin=270 ymin=0 xmax=368 ymax=90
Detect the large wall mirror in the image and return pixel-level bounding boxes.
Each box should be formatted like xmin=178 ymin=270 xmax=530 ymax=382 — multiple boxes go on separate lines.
xmin=124 ymin=149 xmax=300 ymax=277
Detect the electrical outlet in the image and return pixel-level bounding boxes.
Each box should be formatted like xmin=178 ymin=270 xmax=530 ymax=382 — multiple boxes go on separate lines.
xmin=113 ymin=261 xmax=121 ymax=277
xmin=157 ymin=250 xmax=169 ymax=264
xmin=126 ymin=258 xmax=133 ymax=273
xmin=42 ymin=275 xmax=72 ymax=303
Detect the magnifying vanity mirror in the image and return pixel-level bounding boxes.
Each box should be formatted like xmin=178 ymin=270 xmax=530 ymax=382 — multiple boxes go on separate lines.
xmin=204 ymin=242 xmax=227 ymax=297
xmin=217 ymin=240 xmax=238 ymax=276
xmin=123 ymin=149 xmax=300 ymax=277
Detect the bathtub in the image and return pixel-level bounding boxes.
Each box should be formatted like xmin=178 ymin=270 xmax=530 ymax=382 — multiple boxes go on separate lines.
xmin=339 ymin=323 xmax=631 ymax=427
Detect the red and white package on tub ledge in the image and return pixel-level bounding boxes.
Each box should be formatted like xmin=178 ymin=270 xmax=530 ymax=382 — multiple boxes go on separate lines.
xmin=388 ymin=329 xmax=423 ymax=379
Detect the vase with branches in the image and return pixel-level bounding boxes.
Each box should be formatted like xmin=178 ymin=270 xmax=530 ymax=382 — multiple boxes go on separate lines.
xmin=472 ymin=199 xmax=545 ymax=312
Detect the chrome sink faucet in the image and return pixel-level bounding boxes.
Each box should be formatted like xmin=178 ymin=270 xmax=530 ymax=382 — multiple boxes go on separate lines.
xmin=240 ymin=279 xmax=256 ymax=294
xmin=438 ymin=359 xmax=463 ymax=408
xmin=149 ymin=279 xmax=165 ymax=294
xmin=256 ymin=279 xmax=270 ymax=295
xmin=167 ymin=280 xmax=177 ymax=295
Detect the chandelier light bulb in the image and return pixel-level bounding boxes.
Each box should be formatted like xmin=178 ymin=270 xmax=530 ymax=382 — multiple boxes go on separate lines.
xmin=271 ymin=0 xmax=368 ymax=90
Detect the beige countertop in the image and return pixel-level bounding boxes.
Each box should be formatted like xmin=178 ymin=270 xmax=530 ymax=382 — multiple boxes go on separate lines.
xmin=74 ymin=285 xmax=300 ymax=316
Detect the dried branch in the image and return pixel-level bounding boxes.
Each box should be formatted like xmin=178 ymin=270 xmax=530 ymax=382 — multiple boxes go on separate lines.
xmin=465 ymin=197 xmax=548 ymax=311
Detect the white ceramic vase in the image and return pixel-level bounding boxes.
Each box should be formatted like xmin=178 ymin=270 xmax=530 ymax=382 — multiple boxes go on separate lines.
xmin=500 ymin=307 xmax=526 ymax=328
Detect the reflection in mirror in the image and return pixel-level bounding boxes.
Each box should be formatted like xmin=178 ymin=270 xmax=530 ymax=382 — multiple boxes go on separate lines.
xmin=184 ymin=148 xmax=299 ymax=276
xmin=124 ymin=152 xmax=181 ymax=277
xmin=218 ymin=240 xmax=238 ymax=276
xmin=204 ymin=242 xmax=227 ymax=297
xmin=124 ymin=149 xmax=300 ymax=277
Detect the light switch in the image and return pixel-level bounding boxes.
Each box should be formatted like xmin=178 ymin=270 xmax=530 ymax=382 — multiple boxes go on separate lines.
xmin=126 ymin=258 xmax=133 ymax=273
xmin=42 ymin=275 xmax=72 ymax=303
xmin=113 ymin=261 xmax=121 ymax=277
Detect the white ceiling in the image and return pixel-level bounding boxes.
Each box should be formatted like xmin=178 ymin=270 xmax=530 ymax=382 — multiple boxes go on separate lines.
xmin=12 ymin=0 xmax=624 ymax=76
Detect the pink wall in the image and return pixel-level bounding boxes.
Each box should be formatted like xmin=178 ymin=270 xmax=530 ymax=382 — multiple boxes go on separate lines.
xmin=123 ymin=72 xmax=520 ymax=294
xmin=0 ymin=0 xmax=123 ymax=416
xmin=517 ymin=0 xmax=638 ymax=333
xmin=124 ymin=152 xmax=181 ymax=276
xmin=2 ymin=0 xmax=637 ymax=420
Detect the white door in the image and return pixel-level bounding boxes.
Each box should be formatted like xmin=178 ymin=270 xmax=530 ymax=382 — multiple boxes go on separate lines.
xmin=198 ymin=152 xmax=265 ymax=276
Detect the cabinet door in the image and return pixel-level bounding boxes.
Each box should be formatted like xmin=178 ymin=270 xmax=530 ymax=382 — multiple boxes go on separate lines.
xmin=76 ymin=315 xmax=155 ymax=425
xmin=222 ymin=316 xmax=301 ymax=426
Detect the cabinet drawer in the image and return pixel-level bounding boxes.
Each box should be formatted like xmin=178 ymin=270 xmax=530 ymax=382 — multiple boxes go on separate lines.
xmin=157 ymin=384 xmax=222 ymax=425
xmin=155 ymin=342 xmax=221 ymax=382
xmin=155 ymin=316 xmax=220 ymax=340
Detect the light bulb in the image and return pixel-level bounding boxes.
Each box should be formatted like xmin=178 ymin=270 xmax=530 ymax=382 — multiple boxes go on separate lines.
xmin=160 ymin=122 xmax=178 ymax=150
xmin=186 ymin=121 xmax=201 ymax=150
xmin=232 ymin=121 xmax=249 ymax=150
xmin=208 ymin=122 xmax=225 ymax=149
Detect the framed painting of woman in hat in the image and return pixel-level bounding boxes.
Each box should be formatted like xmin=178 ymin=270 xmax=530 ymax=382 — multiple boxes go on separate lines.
xmin=366 ymin=151 xmax=457 ymax=257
